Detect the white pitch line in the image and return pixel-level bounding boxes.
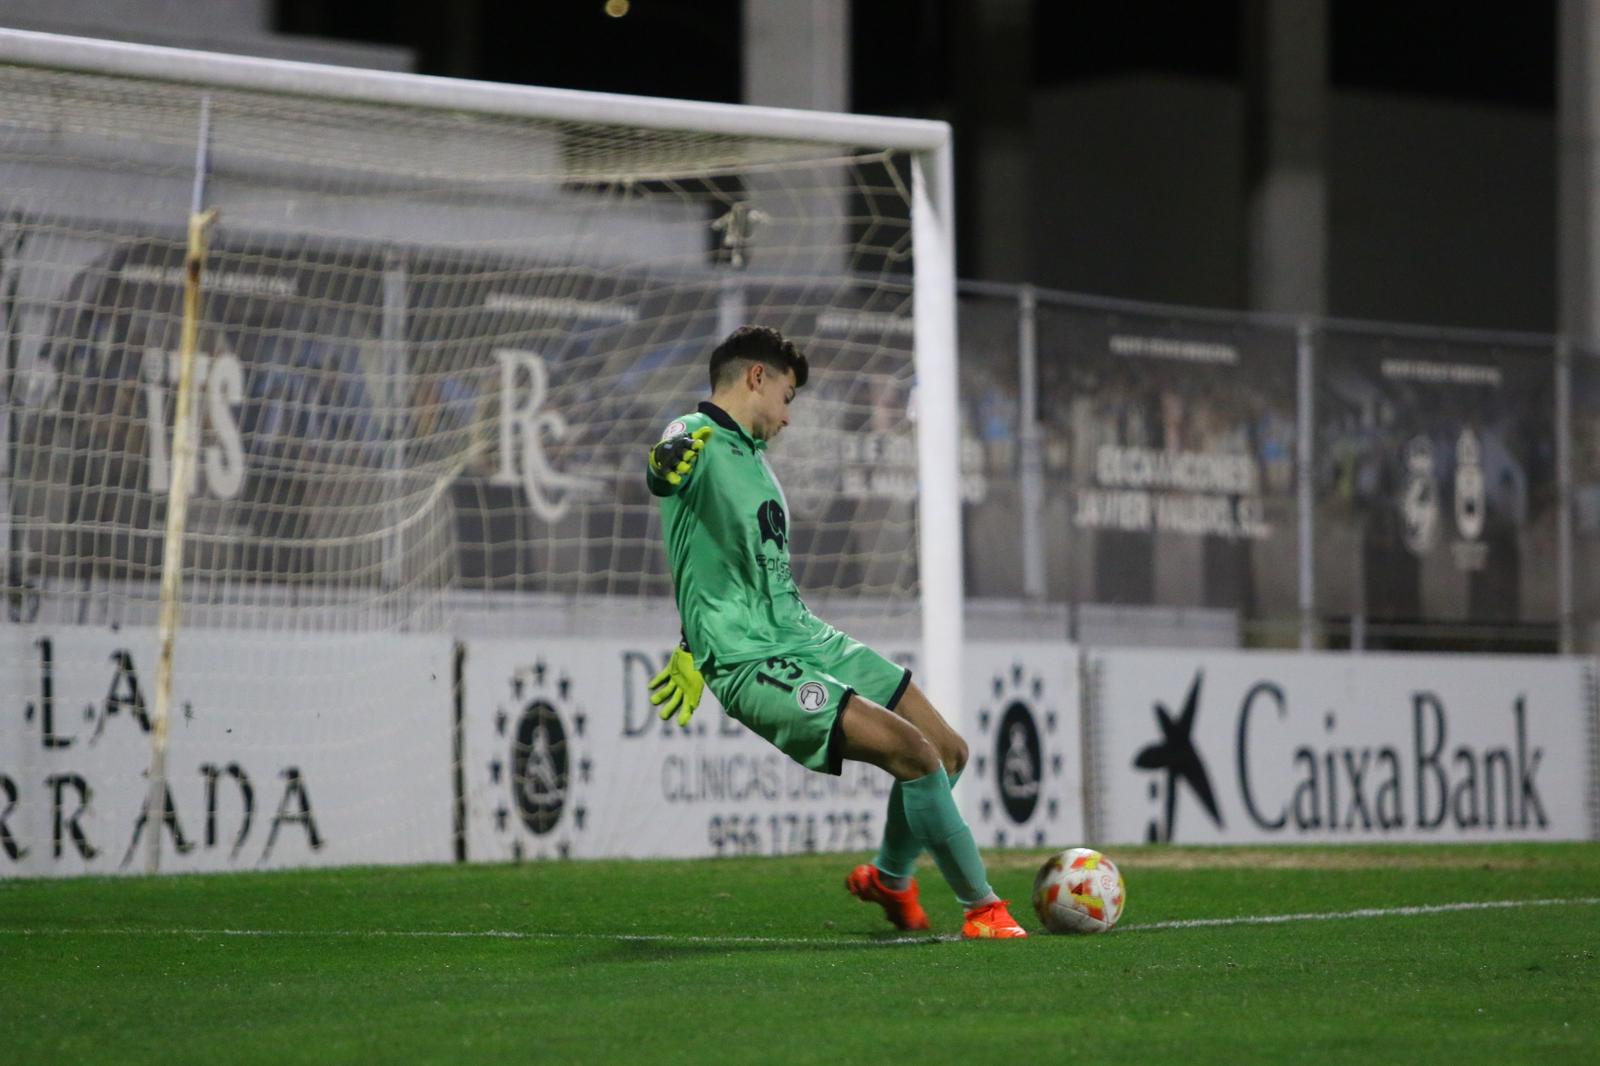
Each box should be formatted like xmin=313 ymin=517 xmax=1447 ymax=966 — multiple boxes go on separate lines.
xmin=1126 ymin=896 xmax=1600 ymax=932
xmin=3 ymin=897 xmax=1596 ymax=946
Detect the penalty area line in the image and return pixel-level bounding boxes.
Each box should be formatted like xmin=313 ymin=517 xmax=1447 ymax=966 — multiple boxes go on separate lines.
xmin=4 ymin=897 xmax=1596 ymax=946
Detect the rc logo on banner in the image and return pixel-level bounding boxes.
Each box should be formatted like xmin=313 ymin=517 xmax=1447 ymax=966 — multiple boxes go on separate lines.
xmin=970 ymin=658 xmax=1075 ymax=847
xmin=487 ymin=660 xmax=592 ymax=860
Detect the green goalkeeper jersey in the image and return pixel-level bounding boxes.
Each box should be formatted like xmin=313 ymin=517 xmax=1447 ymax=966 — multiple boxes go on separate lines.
xmin=648 ymin=401 xmax=824 ymax=669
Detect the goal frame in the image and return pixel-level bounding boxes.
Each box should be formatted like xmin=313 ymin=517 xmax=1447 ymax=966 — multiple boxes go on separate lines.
xmin=0 ymin=27 xmax=965 ymax=722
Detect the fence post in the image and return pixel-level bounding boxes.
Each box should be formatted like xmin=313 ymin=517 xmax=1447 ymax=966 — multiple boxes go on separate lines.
xmin=381 ymin=251 xmax=409 ymax=593
xmin=1017 ymin=283 xmax=1046 ymax=602
xmin=1557 ymin=335 xmax=1575 ymax=655
xmin=1297 ymin=317 xmax=1316 ymax=650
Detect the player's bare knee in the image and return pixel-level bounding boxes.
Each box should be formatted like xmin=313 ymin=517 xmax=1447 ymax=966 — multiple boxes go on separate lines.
xmin=894 ymin=733 xmax=941 ymax=780
xmin=945 ymin=735 xmax=969 ymax=778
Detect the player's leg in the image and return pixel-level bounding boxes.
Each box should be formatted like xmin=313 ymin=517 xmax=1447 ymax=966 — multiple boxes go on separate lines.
xmin=833 ymin=691 xmax=941 ymax=779
xmin=706 ymin=653 xmax=1021 ymax=936
xmin=816 ymin=634 xmax=1017 ymax=933
xmin=871 ymin=680 xmax=969 ymax=888
xmin=839 ymin=695 xmax=1025 ymax=937
xmin=890 ymin=680 xmax=968 ymax=777
xmin=703 ymin=655 xmax=939 ymax=927
xmin=811 ymin=632 xmax=967 ymax=775
xmin=826 ymin=697 xmax=931 ymax=928
xmin=809 ymin=638 xmax=961 ymax=883
xmin=838 ymin=693 xmax=1024 ymax=937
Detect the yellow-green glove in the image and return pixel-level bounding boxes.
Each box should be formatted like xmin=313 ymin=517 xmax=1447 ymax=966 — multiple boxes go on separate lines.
xmin=649 ymin=425 xmax=714 ymax=486
xmin=650 ymin=645 xmax=704 ymax=727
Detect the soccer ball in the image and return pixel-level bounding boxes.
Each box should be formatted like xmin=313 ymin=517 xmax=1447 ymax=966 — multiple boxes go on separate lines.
xmin=1032 ymin=848 xmax=1126 ymax=934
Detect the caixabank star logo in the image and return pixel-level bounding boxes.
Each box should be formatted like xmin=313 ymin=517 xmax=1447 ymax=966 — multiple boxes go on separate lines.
xmin=489 ymin=659 xmax=592 ymax=860
xmin=972 ymin=663 xmax=1067 ymax=846
xmin=1132 ymin=670 xmax=1222 ymax=843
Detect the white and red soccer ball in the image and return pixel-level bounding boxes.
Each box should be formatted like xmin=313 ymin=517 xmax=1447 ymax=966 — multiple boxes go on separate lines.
xmin=1032 ymin=847 xmax=1126 ymax=934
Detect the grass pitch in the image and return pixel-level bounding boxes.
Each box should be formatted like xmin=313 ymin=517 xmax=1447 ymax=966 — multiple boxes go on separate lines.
xmin=3 ymin=844 xmax=1597 ymax=1064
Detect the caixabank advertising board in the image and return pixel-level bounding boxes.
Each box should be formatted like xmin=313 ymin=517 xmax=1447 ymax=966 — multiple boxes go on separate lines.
xmin=1087 ymin=649 xmax=1596 ymax=844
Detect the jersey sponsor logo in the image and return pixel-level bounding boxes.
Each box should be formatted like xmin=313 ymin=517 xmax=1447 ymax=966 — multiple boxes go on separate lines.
xmin=661 ymin=419 xmax=687 ymax=442
xmin=755 ymin=553 xmax=792 ymax=582
xmin=756 ymin=499 xmax=788 ymax=550
xmin=796 ymin=681 xmax=829 ymax=713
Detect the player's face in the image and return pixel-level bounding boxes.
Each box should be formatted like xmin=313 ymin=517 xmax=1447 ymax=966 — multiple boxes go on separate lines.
xmin=751 ymin=365 xmax=798 ymax=441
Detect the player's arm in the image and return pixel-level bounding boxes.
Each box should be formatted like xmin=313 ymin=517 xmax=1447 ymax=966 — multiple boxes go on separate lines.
xmin=645 ymin=426 xmax=713 ymax=497
xmin=649 ymin=633 xmax=704 ymax=727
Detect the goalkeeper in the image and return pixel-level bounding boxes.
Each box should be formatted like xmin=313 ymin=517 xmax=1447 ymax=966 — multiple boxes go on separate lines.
xmin=646 ymin=325 xmax=1025 ymax=939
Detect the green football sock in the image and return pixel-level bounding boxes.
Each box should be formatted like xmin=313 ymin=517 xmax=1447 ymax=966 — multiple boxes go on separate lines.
xmin=874 ymin=769 xmax=962 ymax=884
xmin=899 ymin=766 xmax=993 ymax=908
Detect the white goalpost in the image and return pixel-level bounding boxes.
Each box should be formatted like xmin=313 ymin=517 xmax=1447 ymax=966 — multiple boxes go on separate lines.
xmin=0 ymin=29 xmax=961 ymax=874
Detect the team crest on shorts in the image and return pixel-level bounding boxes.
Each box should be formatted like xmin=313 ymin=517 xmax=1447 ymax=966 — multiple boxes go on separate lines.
xmin=796 ymin=681 xmax=828 ymax=713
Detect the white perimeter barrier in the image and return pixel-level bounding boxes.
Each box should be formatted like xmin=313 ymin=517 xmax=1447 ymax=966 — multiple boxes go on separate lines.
xmin=461 ymin=635 xmax=906 ymax=861
xmin=458 ymin=637 xmax=1084 ymax=860
xmin=1086 ymin=649 xmax=1599 ymax=844
xmin=7 ymin=632 xmax=1595 ymax=877
xmin=1 ymin=627 xmax=456 ymax=877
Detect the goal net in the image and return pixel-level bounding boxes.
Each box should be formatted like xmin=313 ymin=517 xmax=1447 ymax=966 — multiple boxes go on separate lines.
xmin=0 ymin=33 xmax=957 ymax=874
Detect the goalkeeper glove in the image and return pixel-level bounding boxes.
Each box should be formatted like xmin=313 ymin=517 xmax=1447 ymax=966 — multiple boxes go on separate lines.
xmin=650 ymin=644 xmax=704 ymax=727
xmin=649 ymin=425 xmax=713 ymax=486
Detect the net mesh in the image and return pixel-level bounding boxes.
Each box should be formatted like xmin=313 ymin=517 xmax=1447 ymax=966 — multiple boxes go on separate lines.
xmin=0 ymin=60 xmax=924 ymax=873
xmin=1 ymin=62 xmax=924 ymax=633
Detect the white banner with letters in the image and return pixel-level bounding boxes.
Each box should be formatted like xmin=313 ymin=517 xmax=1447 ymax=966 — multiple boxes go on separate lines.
xmin=2 ymin=627 xmax=456 ymax=877
xmin=461 ymin=637 xmax=909 ymax=860
xmin=461 ymin=636 xmax=1090 ymax=861
xmin=1088 ymin=649 xmax=1594 ymax=844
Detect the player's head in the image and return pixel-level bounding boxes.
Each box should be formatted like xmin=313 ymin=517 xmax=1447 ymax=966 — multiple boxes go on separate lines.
xmin=708 ymin=325 xmax=808 ymax=441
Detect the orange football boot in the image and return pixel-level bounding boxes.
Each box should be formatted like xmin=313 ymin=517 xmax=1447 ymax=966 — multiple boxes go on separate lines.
xmin=846 ymin=863 xmax=930 ymax=931
xmin=961 ymin=898 xmax=1029 ymax=939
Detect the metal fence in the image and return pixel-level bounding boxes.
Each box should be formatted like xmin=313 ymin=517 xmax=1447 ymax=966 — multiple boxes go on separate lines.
xmin=957 ymin=281 xmax=1598 ymax=654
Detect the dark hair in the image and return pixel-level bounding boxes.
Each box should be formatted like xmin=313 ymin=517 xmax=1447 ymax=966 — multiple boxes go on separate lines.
xmin=708 ymin=325 xmax=808 ymax=391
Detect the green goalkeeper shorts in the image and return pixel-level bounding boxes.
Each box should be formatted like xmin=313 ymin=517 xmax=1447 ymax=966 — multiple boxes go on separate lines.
xmin=706 ymin=627 xmax=911 ymax=776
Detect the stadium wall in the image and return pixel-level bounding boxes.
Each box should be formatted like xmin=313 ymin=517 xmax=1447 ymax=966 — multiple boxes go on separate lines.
xmin=4 ymin=626 xmax=1594 ymax=877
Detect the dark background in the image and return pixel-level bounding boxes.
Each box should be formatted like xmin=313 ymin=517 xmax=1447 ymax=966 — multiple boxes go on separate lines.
xmin=275 ymin=2 xmax=1555 ymax=112
xmin=277 ymin=2 xmax=1559 ymax=332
